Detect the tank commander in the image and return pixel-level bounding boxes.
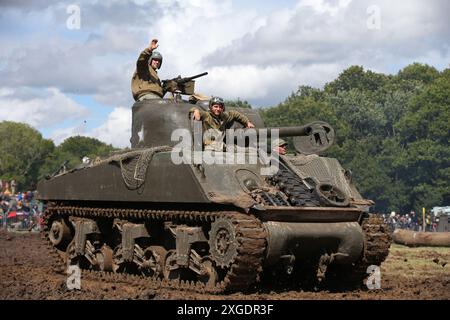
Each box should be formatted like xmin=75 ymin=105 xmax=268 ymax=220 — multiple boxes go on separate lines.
xmin=271 ymin=138 xmax=288 ymax=155
xmin=190 ymin=96 xmax=255 ymax=150
xmin=131 ymin=38 xmax=164 ymax=101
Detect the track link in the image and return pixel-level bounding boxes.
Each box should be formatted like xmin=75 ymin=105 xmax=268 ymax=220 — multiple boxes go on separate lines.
xmin=360 ymin=214 xmax=392 ymax=266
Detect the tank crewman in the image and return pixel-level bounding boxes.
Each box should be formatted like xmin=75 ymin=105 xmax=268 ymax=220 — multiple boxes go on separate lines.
xmin=271 ymin=138 xmax=288 ymax=155
xmin=190 ymin=96 xmax=255 ymax=150
xmin=131 ymin=39 xmax=164 ymax=101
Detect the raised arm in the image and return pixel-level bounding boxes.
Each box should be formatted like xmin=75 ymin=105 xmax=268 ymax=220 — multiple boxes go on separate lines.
xmin=136 ymin=39 xmax=159 ymax=75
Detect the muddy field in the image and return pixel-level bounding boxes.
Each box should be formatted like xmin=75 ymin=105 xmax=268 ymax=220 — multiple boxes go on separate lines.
xmin=0 ymin=229 xmax=448 ymax=300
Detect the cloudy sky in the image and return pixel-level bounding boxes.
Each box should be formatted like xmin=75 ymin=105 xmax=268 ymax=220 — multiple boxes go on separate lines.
xmin=0 ymin=0 xmax=449 ymax=148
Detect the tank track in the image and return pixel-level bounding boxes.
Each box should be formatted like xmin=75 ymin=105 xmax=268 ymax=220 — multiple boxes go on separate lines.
xmin=325 ymin=214 xmax=391 ymax=288
xmin=268 ymin=165 xmax=321 ymax=207
xmin=41 ymin=204 xmax=267 ymax=294
xmin=360 ymin=214 xmax=392 ymax=266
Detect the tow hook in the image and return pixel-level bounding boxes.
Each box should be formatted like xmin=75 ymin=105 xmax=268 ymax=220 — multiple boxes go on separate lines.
xmin=280 ymin=254 xmax=296 ymax=275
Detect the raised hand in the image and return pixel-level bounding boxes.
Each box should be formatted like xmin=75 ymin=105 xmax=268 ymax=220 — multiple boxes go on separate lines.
xmin=150 ymin=39 xmax=159 ymax=50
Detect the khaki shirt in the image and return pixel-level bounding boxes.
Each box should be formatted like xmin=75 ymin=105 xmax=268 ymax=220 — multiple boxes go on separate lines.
xmin=190 ymin=108 xmax=251 ymax=148
xmin=131 ymin=48 xmax=164 ymax=100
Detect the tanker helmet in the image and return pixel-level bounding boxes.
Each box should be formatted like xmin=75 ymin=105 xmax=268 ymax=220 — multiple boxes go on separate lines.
xmin=272 ymin=138 xmax=287 ymax=148
xmin=209 ymin=96 xmax=225 ymax=111
xmin=149 ymin=51 xmax=163 ymax=69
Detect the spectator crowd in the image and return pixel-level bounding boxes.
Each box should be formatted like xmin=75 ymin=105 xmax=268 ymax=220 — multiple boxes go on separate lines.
xmin=381 ymin=211 xmax=440 ymax=232
xmin=0 ymin=179 xmax=43 ymax=231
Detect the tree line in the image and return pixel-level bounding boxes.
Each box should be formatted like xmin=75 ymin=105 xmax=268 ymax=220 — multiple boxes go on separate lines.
xmin=0 ymin=123 xmax=115 ymax=190
xmin=0 ymin=62 xmax=448 ymax=213
xmin=260 ymin=63 xmax=449 ymax=213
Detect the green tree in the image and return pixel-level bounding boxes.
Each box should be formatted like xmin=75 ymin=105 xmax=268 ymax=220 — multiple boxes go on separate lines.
xmin=0 ymin=121 xmax=55 ymax=190
xmin=324 ymin=66 xmax=388 ymax=94
xmin=261 ymin=86 xmax=339 ymax=128
xmin=40 ymin=136 xmax=116 ymax=178
xmin=59 ymin=136 xmax=115 ymax=160
xmin=327 ymin=89 xmax=387 ymax=141
xmin=394 ymin=70 xmax=450 ymax=210
xmin=397 ymin=69 xmax=450 ymax=145
xmin=332 ymin=138 xmax=409 ymax=212
xmin=397 ymin=62 xmax=440 ymax=84
xmin=225 ymin=98 xmax=252 ymax=109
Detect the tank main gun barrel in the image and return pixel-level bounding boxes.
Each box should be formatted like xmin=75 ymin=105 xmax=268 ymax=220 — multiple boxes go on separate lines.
xmin=238 ymin=121 xmax=331 ymax=137
xmin=239 ymin=121 xmax=335 ymax=155
xmin=254 ymin=124 xmax=316 ymax=137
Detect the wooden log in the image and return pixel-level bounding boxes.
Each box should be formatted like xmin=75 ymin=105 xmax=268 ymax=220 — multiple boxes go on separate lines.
xmin=392 ymin=229 xmax=450 ymax=247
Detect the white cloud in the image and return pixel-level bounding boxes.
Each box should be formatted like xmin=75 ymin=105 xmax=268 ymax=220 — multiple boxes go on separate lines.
xmin=5 ymin=0 xmax=448 ymax=110
xmin=151 ymin=0 xmax=264 ymax=77
xmin=203 ymin=0 xmax=450 ymax=69
xmin=49 ymin=107 xmax=132 ymax=148
xmin=0 ymin=87 xmax=88 ymax=128
xmin=197 ymin=63 xmax=342 ymax=106
xmin=1 ymin=0 xmax=449 ymax=145
xmin=297 ymin=0 xmax=352 ymax=16
xmin=90 ymin=107 xmax=132 ymax=148
xmin=49 ymin=125 xmax=88 ymax=146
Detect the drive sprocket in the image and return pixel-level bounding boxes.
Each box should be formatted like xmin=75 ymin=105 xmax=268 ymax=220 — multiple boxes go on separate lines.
xmin=208 ymin=217 xmax=239 ymax=268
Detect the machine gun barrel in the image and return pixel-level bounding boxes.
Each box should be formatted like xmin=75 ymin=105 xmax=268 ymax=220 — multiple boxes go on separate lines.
xmin=162 ymin=72 xmax=208 ymax=96
xmin=175 ymin=72 xmax=208 ymax=83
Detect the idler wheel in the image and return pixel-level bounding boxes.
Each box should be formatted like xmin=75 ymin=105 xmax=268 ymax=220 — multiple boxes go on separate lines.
xmin=49 ymin=219 xmax=72 ymax=250
xmin=208 ymin=217 xmax=238 ymax=268
xmin=314 ymin=183 xmax=349 ymax=207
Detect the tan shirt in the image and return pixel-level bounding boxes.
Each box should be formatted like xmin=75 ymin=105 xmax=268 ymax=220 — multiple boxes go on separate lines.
xmin=131 ymin=48 xmax=164 ymax=100
xmin=189 ymin=108 xmax=251 ymax=147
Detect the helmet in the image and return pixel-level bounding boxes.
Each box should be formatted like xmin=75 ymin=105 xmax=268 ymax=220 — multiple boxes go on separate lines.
xmin=209 ymin=96 xmax=225 ymax=111
xmin=149 ymin=51 xmax=163 ymax=69
xmin=272 ymin=138 xmax=287 ymax=148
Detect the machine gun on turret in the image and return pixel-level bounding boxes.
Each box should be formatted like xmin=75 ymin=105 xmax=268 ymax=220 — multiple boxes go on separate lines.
xmin=162 ymin=72 xmax=208 ymax=97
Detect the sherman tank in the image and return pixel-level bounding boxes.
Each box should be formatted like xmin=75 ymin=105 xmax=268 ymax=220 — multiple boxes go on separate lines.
xmin=37 ymin=77 xmax=391 ymax=293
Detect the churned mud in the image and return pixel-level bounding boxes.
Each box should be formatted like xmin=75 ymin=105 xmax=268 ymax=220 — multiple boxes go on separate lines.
xmin=0 ymin=230 xmax=448 ymax=300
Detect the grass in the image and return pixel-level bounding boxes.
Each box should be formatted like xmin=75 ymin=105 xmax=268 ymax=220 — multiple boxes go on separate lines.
xmin=381 ymin=243 xmax=449 ymax=278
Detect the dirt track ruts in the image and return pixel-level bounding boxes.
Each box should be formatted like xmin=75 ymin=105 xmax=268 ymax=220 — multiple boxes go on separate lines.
xmin=0 ymin=230 xmax=448 ymax=300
